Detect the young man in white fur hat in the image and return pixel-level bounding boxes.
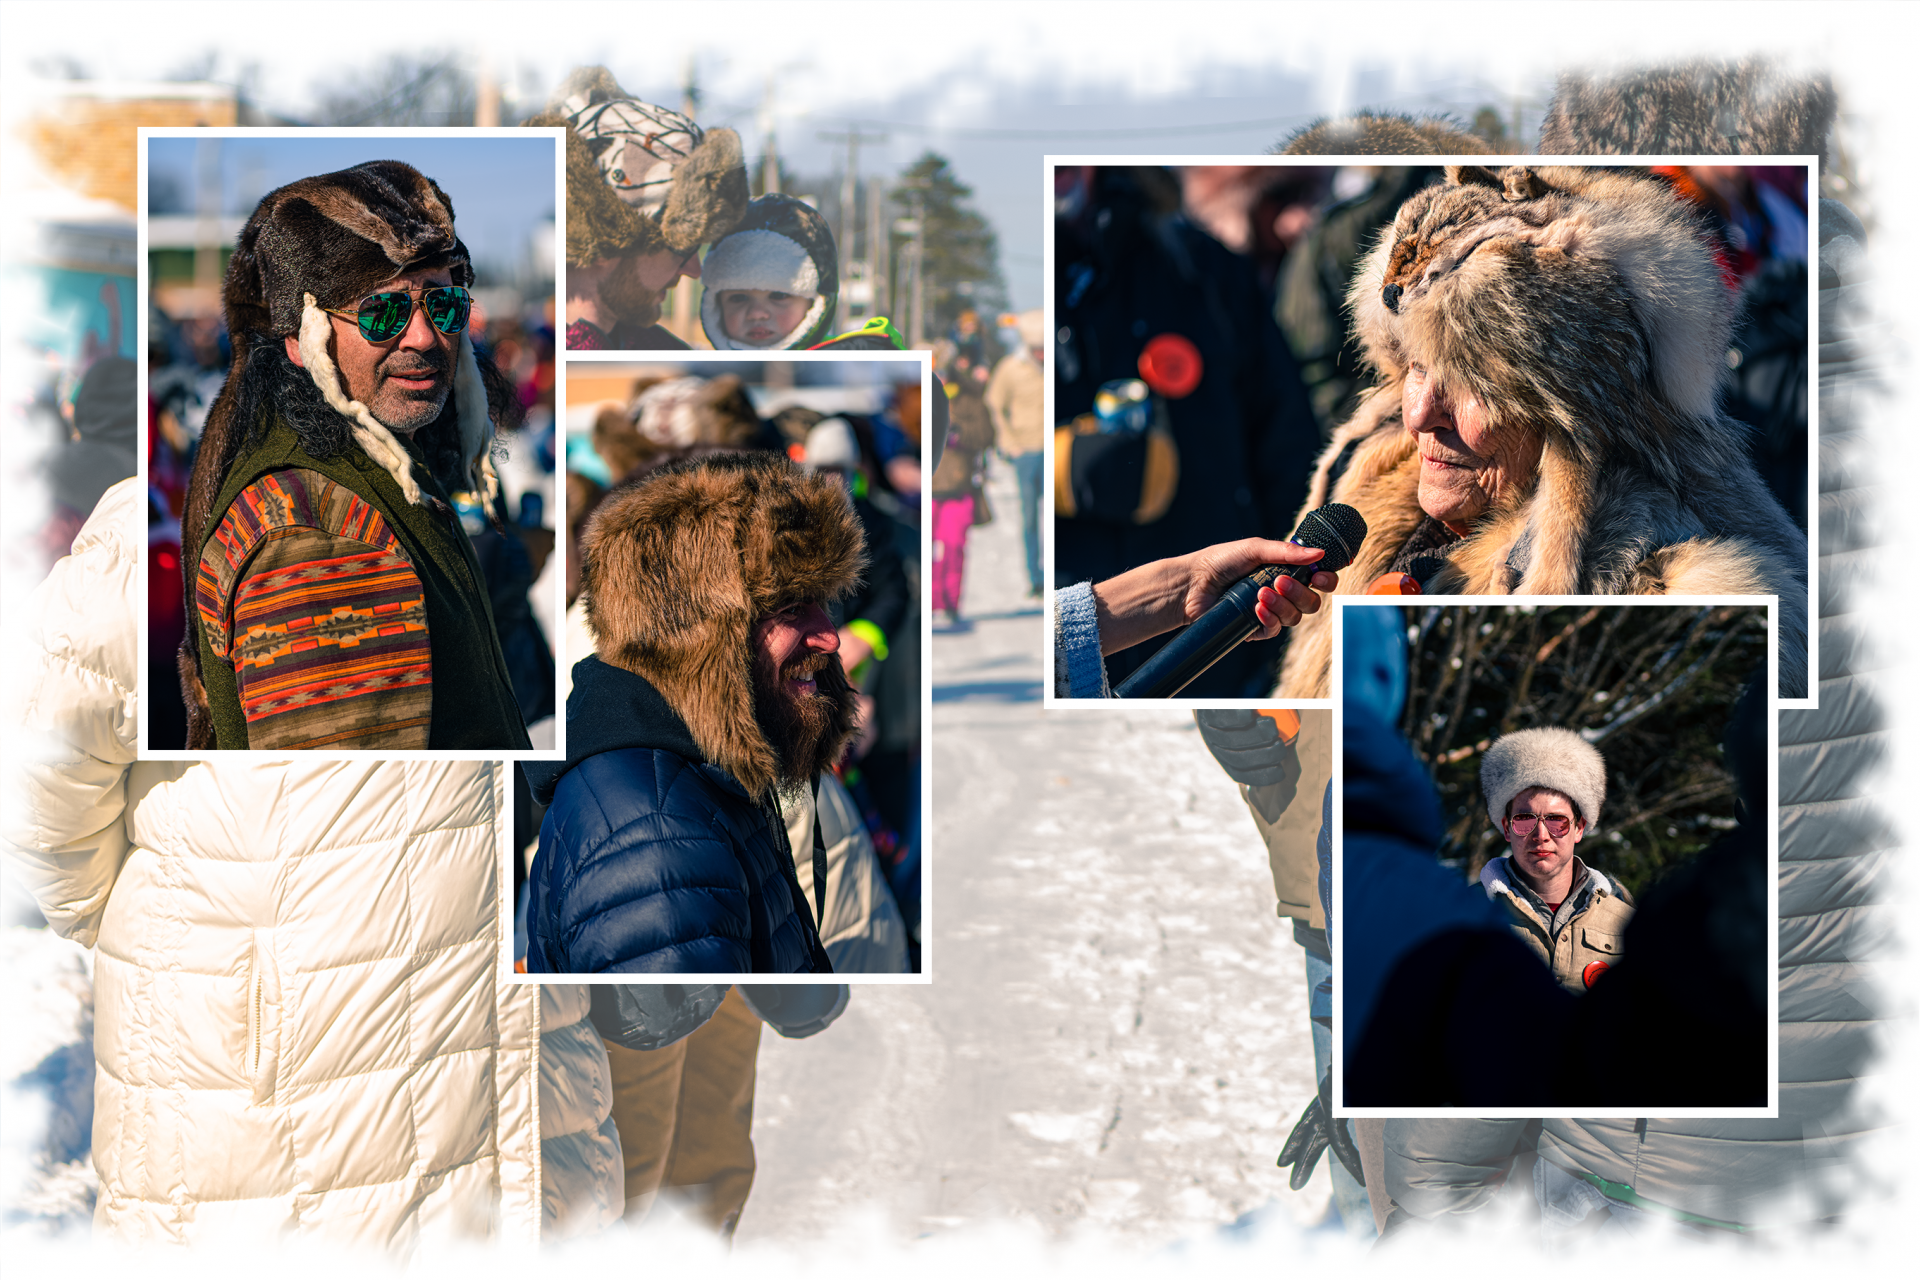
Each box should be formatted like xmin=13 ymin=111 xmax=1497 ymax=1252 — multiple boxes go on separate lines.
xmin=1477 ymin=727 xmax=1635 ymax=993
xmin=178 ymin=159 xmax=530 ymax=750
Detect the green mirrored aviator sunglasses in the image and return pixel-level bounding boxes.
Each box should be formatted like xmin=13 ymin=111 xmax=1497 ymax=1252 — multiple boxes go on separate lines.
xmin=324 ymin=285 xmax=472 ymax=343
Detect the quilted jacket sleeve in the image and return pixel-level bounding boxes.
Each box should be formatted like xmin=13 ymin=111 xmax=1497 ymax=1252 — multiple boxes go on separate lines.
xmin=1 ymin=477 xmax=143 ymax=947
xmin=529 ymin=750 xmax=759 ymax=974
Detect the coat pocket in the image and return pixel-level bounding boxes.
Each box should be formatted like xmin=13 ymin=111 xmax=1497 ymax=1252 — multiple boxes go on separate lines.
xmin=1580 ymin=928 xmax=1624 ymax=956
xmin=246 ymin=927 xmax=282 ymax=1105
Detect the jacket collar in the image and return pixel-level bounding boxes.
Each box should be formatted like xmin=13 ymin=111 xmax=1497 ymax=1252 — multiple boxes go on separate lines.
xmin=524 ymin=655 xmax=725 ymax=805
xmin=1481 ymin=855 xmax=1612 ymax=935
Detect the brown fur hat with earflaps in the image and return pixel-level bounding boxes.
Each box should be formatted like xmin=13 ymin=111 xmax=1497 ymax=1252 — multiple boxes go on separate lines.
xmin=578 ymin=450 xmax=867 ymax=801
xmin=527 ymin=65 xmax=749 ymax=266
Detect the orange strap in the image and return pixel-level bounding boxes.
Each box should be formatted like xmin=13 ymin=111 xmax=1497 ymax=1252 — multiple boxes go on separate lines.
xmin=1257 ymin=709 xmax=1301 ymax=744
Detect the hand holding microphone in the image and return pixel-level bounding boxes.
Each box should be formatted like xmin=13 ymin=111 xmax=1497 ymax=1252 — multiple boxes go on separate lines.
xmin=1110 ymin=503 xmax=1367 ymax=698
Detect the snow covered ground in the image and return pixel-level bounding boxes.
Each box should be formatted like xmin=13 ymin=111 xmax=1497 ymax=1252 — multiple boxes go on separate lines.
xmin=743 ymin=455 xmax=1339 ymax=1253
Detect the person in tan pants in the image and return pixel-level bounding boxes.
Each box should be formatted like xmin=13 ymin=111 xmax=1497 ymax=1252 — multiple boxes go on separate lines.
xmin=603 ymin=985 xmax=765 ymax=1237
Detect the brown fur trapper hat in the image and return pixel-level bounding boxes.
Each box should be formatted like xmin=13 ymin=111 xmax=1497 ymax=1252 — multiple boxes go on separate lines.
xmin=579 ymin=451 xmax=867 ymax=799
xmin=531 ymin=66 xmax=749 ymax=265
xmin=1481 ymin=727 xmax=1606 ymax=833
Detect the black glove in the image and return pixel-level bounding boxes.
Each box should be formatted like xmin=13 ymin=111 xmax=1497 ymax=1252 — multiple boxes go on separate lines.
xmin=589 ymin=983 xmax=729 ymax=1053
xmin=1277 ymin=1071 xmax=1366 ymax=1191
xmin=1194 ymin=709 xmax=1302 ymax=821
xmin=736 ymin=983 xmax=849 ymax=1038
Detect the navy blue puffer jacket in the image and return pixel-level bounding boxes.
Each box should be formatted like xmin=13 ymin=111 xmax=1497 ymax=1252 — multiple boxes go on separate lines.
xmin=524 ymin=656 xmax=832 ymax=975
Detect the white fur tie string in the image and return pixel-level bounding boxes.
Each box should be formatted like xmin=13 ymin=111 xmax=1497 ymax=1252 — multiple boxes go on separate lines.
xmin=298 ymin=293 xmax=424 ymax=505
xmin=454 ymin=331 xmax=501 ymax=510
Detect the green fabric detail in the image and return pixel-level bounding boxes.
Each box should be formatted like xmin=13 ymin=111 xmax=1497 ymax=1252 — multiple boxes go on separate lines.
xmin=191 ymin=417 xmax=531 ymax=750
xmin=845 ymin=617 xmax=888 ymax=664
xmin=1574 ymin=1169 xmax=1754 ymax=1233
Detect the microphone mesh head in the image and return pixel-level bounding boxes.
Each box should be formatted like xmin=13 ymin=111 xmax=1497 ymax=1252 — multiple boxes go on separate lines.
xmin=1292 ymin=503 xmax=1368 ymax=572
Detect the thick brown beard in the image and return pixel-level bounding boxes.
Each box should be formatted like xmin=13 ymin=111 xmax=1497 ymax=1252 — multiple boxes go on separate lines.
xmin=599 ymin=254 xmax=668 ymax=328
xmin=751 ymin=648 xmax=858 ymax=789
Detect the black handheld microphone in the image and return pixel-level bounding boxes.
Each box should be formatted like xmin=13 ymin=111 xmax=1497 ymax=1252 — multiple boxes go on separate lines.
xmin=1112 ymin=503 xmax=1368 ymax=699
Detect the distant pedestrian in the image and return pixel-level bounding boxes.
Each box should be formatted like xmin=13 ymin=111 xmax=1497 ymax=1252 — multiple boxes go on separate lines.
xmin=985 ymin=309 xmax=1045 ymax=597
xmin=929 ymin=369 xmax=994 ymax=624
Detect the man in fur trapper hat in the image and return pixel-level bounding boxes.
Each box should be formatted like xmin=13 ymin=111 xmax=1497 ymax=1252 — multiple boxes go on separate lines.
xmin=523 ymin=451 xmax=864 ymax=973
xmin=1274 ymin=165 xmax=1808 ymax=700
xmin=179 ymin=159 xmax=531 ymax=750
xmin=530 ymin=66 xmax=750 ymax=350
xmin=1477 ymin=727 xmax=1634 ymax=994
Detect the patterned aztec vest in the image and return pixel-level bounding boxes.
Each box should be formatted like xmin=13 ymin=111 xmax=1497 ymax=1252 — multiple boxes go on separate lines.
xmin=191 ymin=416 xmax=532 ymax=750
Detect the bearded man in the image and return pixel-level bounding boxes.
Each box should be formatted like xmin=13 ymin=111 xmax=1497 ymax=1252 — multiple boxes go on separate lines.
xmin=179 ymin=159 xmax=531 ymax=750
xmin=524 ymin=451 xmax=863 ymax=973
xmin=531 ymin=66 xmax=749 ymax=351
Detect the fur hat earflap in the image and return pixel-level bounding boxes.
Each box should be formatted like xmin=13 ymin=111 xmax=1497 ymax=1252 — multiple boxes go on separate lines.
xmin=1480 ymin=727 xmax=1606 ymax=833
xmin=534 ymin=66 xmax=749 ymax=265
xmin=1279 ymin=110 xmax=1494 ymax=156
xmin=579 ymin=451 xmax=867 ymax=798
xmin=699 ymin=194 xmax=840 ymax=350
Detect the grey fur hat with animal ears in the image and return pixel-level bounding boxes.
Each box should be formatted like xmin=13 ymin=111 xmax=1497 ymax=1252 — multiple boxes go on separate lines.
xmin=1480 ymin=727 xmax=1606 ymax=833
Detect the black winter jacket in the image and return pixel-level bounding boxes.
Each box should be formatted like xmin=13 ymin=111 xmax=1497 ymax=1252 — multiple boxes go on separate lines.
xmin=524 ymin=656 xmax=833 ymax=975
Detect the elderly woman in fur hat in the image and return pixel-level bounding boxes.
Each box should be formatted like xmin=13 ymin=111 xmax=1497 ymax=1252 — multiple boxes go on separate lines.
xmin=1477 ymin=727 xmax=1634 ymax=993
xmin=1274 ymin=165 xmax=1808 ymax=700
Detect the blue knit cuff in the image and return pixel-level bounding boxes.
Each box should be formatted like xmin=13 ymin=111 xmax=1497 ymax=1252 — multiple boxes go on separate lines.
xmin=1054 ymin=581 xmax=1111 ymax=699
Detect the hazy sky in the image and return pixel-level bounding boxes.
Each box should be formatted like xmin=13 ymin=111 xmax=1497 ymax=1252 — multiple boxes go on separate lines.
xmin=146 ymin=135 xmax=556 ymax=280
xmin=8 ymin=1 xmax=1897 ymax=314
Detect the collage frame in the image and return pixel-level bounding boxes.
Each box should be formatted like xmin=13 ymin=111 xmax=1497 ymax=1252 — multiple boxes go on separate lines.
xmin=1039 ymin=154 xmax=1823 ymax=714
xmin=509 ymin=346 xmax=937 ymax=986
xmin=1326 ymin=593 xmax=1783 ymax=1120
xmin=133 ymin=123 xmax=571 ymax=761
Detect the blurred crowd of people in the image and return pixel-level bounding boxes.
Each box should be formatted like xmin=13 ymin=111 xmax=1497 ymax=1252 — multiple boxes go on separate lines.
xmin=927 ymin=307 xmax=1046 ymax=626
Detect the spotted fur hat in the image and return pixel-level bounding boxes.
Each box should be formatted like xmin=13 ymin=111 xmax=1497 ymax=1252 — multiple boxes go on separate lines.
xmin=529 ymin=65 xmax=750 ymax=266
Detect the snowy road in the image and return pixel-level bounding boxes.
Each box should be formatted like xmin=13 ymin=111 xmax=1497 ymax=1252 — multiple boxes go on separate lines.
xmin=743 ymin=456 xmax=1331 ymax=1250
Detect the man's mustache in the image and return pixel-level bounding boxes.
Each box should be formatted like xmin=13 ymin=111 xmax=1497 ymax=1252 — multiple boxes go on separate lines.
xmin=378 ymin=350 xmax=450 ymax=379
xmin=783 ymin=651 xmax=838 ymax=684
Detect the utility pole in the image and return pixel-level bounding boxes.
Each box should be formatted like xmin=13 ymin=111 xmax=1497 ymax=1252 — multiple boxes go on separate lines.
xmin=193 ymin=136 xmax=222 ymax=299
xmin=868 ymin=175 xmax=889 ymax=326
xmin=673 ymin=56 xmax=703 ymax=345
xmin=759 ymin=75 xmax=781 ymax=195
xmin=474 ymin=54 xmax=500 ymax=127
xmin=893 ymin=176 xmax=929 ymax=346
xmin=816 ymin=128 xmax=886 ymax=270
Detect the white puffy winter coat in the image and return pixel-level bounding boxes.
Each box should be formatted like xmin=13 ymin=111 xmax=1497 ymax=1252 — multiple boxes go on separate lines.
xmin=3 ymin=479 xmax=541 ymax=1251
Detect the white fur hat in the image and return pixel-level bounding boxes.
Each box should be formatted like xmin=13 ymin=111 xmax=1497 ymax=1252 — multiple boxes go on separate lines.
xmin=1480 ymin=727 xmax=1606 ymax=832
xmin=699 ymin=194 xmax=839 ymax=350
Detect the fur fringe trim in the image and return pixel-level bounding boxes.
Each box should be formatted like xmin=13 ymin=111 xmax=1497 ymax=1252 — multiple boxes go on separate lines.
xmin=454 ymin=331 xmax=499 ymax=506
xmin=298 ymin=295 xmax=423 ymax=505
